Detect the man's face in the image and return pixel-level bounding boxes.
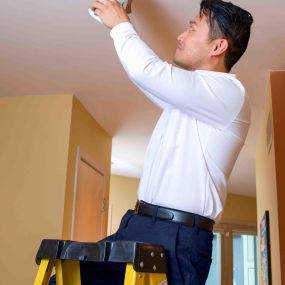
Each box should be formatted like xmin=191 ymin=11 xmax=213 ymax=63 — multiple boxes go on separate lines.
xmin=173 ymin=14 xmax=213 ymax=71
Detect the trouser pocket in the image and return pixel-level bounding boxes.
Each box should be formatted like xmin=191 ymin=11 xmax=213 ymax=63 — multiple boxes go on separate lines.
xmin=176 ymin=225 xmax=213 ymax=285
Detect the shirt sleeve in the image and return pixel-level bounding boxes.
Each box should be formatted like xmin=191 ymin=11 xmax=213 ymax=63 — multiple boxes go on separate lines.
xmin=110 ymin=22 xmax=245 ymax=129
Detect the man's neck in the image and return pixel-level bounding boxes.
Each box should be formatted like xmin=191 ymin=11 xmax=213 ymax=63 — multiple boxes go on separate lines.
xmin=193 ymin=62 xmax=229 ymax=73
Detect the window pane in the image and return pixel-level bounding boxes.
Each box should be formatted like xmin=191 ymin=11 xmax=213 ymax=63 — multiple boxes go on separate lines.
xmin=233 ymin=233 xmax=258 ymax=285
xmin=206 ymin=233 xmax=221 ymax=285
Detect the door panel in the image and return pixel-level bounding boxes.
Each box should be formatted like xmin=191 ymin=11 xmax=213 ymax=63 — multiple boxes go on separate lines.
xmin=73 ymin=159 xmax=105 ymax=242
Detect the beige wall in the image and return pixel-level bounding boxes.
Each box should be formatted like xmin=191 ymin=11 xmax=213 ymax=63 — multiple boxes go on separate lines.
xmin=0 ymin=94 xmax=112 ymax=284
xmin=0 ymin=95 xmax=73 ymax=284
xmin=109 ymin=175 xmax=257 ymax=234
xmin=221 ymin=193 xmax=257 ymax=225
xmin=62 ymin=96 xmax=112 ymax=239
xmin=109 ymin=175 xmax=139 ymax=234
xmin=256 ymin=77 xmax=281 ymax=284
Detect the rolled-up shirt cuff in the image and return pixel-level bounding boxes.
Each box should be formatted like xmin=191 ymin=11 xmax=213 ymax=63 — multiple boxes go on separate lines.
xmin=110 ymin=21 xmax=135 ymax=39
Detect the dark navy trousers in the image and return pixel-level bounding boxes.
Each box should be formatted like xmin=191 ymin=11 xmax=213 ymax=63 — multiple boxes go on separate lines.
xmin=50 ymin=209 xmax=213 ymax=285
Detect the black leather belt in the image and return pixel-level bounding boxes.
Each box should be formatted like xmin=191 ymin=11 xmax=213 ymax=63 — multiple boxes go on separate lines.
xmin=134 ymin=201 xmax=214 ymax=232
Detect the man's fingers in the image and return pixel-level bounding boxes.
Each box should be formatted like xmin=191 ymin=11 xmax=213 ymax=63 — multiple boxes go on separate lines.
xmin=91 ymin=0 xmax=118 ymax=12
xmin=90 ymin=0 xmax=128 ymax=28
xmin=92 ymin=0 xmax=121 ymax=9
xmin=91 ymin=0 xmax=107 ymax=13
xmin=93 ymin=0 xmax=108 ymax=5
xmin=92 ymin=0 xmax=113 ymax=7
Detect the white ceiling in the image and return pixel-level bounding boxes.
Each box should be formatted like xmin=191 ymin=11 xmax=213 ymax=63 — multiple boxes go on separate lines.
xmin=1 ymin=0 xmax=284 ymax=197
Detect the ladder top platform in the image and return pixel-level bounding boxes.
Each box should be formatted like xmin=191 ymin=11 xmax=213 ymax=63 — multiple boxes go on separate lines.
xmin=35 ymin=239 xmax=167 ymax=274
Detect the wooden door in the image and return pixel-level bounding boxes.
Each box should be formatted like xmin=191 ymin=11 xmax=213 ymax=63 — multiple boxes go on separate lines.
xmin=73 ymin=151 xmax=106 ymax=242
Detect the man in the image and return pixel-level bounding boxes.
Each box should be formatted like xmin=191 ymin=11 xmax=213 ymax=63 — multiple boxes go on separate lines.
xmin=88 ymin=0 xmax=253 ymax=284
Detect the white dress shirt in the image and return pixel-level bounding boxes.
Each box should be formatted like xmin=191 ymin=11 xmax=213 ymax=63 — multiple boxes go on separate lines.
xmin=110 ymin=22 xmax=250 ymax=222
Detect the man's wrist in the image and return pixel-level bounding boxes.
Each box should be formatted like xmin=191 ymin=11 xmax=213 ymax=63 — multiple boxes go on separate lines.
xmin=110 ymin=21 xmax=134 ymax=37
xmin=111 ymin=19 xmax=130 ymax=29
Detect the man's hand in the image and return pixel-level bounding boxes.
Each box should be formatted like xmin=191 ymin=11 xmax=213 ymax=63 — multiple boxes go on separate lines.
xmin=91 ymin=0 xmax=130 ymax=29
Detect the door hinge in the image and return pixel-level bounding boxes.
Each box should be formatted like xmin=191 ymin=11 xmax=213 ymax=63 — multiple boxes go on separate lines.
xmin=102 ymin=198 xmax=106 ymax=212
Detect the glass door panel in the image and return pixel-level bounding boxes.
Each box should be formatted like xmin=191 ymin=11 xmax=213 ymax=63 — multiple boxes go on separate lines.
xmin=233 ymin=233 xmax=258 ymax=285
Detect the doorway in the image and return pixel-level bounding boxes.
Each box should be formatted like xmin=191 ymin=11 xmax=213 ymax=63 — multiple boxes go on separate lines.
xmin=206 ymin=223 xmax=258 ymax=285
xmin=71 ymin=146 xmax=107 ymax=242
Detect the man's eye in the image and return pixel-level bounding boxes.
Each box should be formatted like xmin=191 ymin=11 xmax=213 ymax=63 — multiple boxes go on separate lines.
xmin=188 ymin=26 xmax=195 ymax=32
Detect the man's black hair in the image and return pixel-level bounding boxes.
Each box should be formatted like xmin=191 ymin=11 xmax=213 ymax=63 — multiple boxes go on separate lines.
xmin=200 ymin=0 xmax=253 ymax=71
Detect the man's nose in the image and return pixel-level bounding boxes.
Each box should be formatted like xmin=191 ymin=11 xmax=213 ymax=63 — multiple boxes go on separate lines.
xmin=177 ymin=31 xmax=186 ymax=42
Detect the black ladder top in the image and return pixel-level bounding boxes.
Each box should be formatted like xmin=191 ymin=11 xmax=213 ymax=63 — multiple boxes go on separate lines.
xmin=35 ymin=239 xmax=167 ymax=274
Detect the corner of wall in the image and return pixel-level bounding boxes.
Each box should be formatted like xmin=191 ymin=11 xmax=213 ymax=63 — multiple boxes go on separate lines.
xmin=62 ymin=96 xmax=112 ymax=239
xmin=255 ymin=74 xmax=281 ymax=285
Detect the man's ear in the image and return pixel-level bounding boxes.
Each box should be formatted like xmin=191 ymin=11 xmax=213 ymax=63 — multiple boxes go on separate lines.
xmin=210 ymin=39 xmax=228 ymax=56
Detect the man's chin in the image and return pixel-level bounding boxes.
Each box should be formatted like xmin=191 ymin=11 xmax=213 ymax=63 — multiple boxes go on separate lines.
xmin=173 ymin=57 xmax=183 ymax=68
xmin=173 ymin=57 xmax=192 ymax=71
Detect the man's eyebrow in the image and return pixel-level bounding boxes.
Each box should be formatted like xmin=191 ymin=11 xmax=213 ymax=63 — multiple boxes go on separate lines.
xmin=189 ymin=21 xmax=197 ymax=26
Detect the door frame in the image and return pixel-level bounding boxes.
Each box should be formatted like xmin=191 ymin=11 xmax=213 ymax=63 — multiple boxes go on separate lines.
xmin=70 ymin=145 xmax=108 ymax=240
